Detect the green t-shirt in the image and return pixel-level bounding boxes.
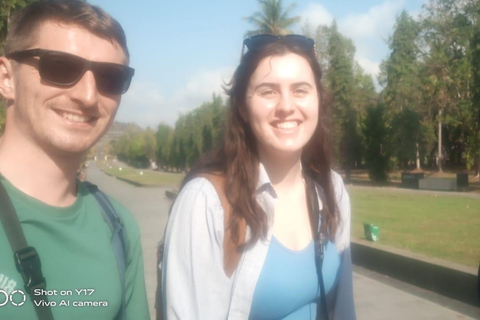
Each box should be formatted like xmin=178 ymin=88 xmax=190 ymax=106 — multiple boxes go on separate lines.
xmin=0 ymin=175 xmax=150 ymax=319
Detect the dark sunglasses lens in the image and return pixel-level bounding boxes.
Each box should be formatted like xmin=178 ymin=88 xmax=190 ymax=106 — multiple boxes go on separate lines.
xmin=286 ymin=35 xmax=314 ymax=51
xmin=244 ymin=35 xmax=277 ymax=51
xmin=40 ymin=52 xmax=85 ymax=85
xmin=94 ymin=64 xmax=132 ymax=95
xmin=244 ymin=35 xmax=314 ymax=53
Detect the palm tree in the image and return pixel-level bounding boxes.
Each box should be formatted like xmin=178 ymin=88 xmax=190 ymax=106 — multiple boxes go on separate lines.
xmin=244 ymin=0 xmax=301 ymax=37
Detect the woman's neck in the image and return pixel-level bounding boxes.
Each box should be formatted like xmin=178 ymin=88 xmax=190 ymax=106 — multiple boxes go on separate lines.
xmin=259 ymin=149 xmax=304 ymax=196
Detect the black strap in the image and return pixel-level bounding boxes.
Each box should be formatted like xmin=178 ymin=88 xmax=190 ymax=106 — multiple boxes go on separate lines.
xmin=304 ymin=174 xmax=329 ymax=320
xmin=0 ymin=181 xmax=54 ymax=320
xmin=84 ymin=182 xmax=127 ymax=320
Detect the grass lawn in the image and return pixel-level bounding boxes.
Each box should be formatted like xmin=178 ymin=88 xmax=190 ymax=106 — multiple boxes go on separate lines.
xmin=348 ymin=186 xmax=480 ymax=267
xmin=96 ymin=161 xmax=184 ymax=187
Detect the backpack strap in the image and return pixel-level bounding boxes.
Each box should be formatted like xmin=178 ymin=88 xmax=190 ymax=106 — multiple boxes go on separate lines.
xmin=198 ymin=173 xmax=246 ymax=277
xmin=0 ymin=181 xmax=54 ymax=320
xmin=84 ymin=182 xmax=127 ymax=320
xmin=304 ymin=174 xmax=329 ymax=320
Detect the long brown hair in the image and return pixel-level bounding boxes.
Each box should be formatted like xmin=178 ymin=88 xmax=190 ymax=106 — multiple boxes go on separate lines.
xmin=184 ymin=39 xmax=338 ymax=248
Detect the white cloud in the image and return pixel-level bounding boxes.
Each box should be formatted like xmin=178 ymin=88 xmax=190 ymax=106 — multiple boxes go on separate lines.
xmin=116 ymin=81 xmax=166 ymax=128
xmin=299 ymin=3 xmax=334 ymax=30
xmin=115 ymin=67 xmax=234 ymax=128
xmin=357 ymin=57 xmax=380 ymax=78
xmin=298 ymin=1 xmax=407 ymax=82
xmin=170 ymin=67 xmax=234 ymax=115
xmin=339 ymin=0 xmax=405 ymax=40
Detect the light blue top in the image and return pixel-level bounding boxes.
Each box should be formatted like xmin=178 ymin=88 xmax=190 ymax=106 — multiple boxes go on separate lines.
xmin=249 ymin=236 xmax=341 ymax=320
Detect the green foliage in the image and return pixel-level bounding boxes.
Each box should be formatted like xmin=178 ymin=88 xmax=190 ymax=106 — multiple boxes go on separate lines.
xmin=469 ymin=0 xmax=480 ymax=170
xmin=244 ymin=0 xmax=300 ymax=36
xmin=166 ymin=93 xmax=226 ymax=170
xmin=380 ymin=11 xmax=420 ymax=115
xmin=379 ymin=11 xmax=429 ymax=170
xmin=155 ymin=123 xmax=173 ymax=168
xmin=0 ymin=0 xmax=38 ymax=54
xmin=376 ymin=1 xmax=480 ymax=171
xmin=389 ymin=108 xmax=430 ymax=169
xmin=302 ymin=24 xmax=332 ymax=73
xmin=111 ymin=124 xmax=155 ymax=168
xmin=418 ymin=0 xmax=475 ymax=170
xmin=0 ymin=0 xmax=39 ymax=133
xmin=326 ymin=21 xmax=362 ymax=179
xmin=111 ymin=94 xmax=227 ymax=171
xmin=363 ymin=104 xmax=389 ymax=181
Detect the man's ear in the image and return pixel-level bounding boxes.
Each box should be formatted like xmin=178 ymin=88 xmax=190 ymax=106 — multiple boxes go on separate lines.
xmin=0 ymin=57 xmax=15 ymax=102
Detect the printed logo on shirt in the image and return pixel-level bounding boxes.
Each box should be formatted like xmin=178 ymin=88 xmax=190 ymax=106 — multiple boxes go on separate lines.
xmin=0 ymin=273 xmax=17 ymax=295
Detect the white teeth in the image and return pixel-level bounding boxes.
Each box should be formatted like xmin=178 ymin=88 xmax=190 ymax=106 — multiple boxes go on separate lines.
xmin=61 ymin=112 xmax=92 ymax=123
xmin=274 ymin=121 xmax=298 ymax=129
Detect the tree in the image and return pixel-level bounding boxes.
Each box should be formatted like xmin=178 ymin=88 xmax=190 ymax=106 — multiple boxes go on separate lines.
xmin=381 ymin=11 xmax=421 ymax=114
xmin=143 ymin=128 xmax=157 ymax=163
xmin=201 ymin=124 xmax=213 ymax=153
xmin=155 ymin=123 xmax=173 ymax=169
xmin=380 ymin=11 xmax=428 ymax=169
xmin=245 ymin=0 xmax=300 ymax=36
xmin=327 ymin=21 xmax=361 ymax=181
xmin=303 ymin=24 xmax=332 ymax=74
xmin=390 ymin=108 xmax=433 ymax=169
xmin=469 ymin=0 xmax=480 ymax=171
xmin=419 ymin=0 xmax=474 ymax=171
xmin=0 ymin=0 xmax=39 ymax=134
xmin=1 ymin=0 xmax=33 ymax=52
xmin=363 ymin=104 xmax=390 ymax=181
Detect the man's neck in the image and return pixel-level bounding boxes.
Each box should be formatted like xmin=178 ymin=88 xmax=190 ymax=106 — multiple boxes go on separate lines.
xmin=0 ymin=133 xmax=81 ymax=207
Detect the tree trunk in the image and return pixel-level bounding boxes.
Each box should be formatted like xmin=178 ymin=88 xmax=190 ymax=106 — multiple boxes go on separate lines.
xmin=416 ymin=142 xmax=421 ymax=169
xmin=437 ymin=109 xmax=443 ymax=172
xmin=344 ymin=167 xmax=351 ymax=183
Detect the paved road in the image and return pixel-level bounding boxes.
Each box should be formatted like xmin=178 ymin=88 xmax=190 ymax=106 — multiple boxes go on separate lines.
xmin=86 ymin=163 xmax=477 ymax=320
xmin=86 ymin=163 xmax=169 ymax=319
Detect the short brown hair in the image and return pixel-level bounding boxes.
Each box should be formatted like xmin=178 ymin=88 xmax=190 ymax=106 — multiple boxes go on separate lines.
xmin=5 ymin=0 xmax=129 ymax=59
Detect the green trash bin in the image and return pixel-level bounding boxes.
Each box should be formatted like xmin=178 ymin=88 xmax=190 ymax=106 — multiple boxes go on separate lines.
xmin=363 ymin=223 xmax=380 ymax=242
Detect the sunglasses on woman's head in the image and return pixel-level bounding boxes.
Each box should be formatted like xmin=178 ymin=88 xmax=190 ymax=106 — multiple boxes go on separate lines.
xmin=6 ymin=48 xmax=135 ymax=95
xmin=242 ymin=34 xmax=315 ymax=57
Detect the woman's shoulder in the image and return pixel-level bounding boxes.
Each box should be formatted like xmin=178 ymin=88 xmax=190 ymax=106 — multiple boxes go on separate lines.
xmin=330 ymin=170 xmax=349 ymax=203
xmin=179 ymin=176 xmax=223 ymax=202
xmin=174 ymin=176 xmax=225 ymax=221
xmin=329 ymin=170 xmax=351 ymax=252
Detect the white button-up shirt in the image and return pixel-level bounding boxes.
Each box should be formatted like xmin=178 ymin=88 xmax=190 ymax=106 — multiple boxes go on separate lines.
xmin=161 ymin=164 xmax=355 ymax=319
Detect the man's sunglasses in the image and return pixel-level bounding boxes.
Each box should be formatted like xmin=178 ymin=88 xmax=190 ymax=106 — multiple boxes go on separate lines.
xmin=242 ymin=34 xmax=315 ymax=56
xmin=6 ymin=48 xmax=135 ymax=95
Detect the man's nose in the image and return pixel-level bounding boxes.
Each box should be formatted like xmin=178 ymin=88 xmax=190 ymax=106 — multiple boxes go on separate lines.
xmin=70 ymin=70 xmax=99 ymax=107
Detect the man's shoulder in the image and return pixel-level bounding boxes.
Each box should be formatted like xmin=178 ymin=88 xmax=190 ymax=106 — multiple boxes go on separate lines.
xmin=80 ymin=181 xmax=141 ymax=239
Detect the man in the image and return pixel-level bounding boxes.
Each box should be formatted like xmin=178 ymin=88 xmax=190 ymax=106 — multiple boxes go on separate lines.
xmin=0 ymin=1 xmax=149 ymax=319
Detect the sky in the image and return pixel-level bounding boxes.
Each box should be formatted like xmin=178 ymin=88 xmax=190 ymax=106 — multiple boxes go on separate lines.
xmin=88 ymin=0 xmax=427 ymax=128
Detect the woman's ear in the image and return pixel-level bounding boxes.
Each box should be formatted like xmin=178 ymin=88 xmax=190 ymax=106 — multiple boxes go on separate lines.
xmin=0 ymin=57 xmax=16 ymax=102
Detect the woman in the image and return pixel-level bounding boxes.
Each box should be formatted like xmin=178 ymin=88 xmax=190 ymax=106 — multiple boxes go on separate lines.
xmin=161 ymin=34 xmax=355 ymax=320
